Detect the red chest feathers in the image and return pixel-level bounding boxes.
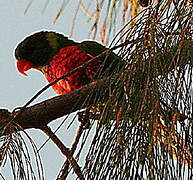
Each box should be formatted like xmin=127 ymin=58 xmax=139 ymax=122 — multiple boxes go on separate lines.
xmin=42 ymin=46 xmax=101 ymax=94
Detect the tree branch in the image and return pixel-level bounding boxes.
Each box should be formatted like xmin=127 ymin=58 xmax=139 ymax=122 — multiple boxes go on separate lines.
xmin=3 ymin=77 xmax=111 ymax=131
xmin=2 ymin=39 xmax=190 ymax=131
xmin=57 ymin=122 xmax=85 ymax=179
xmin=40 ymin=126 xmax=84 ymax=180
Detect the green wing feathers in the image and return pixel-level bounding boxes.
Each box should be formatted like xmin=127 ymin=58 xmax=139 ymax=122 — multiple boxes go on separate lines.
xmin=78 ymin=41 xmax=123 ymax=77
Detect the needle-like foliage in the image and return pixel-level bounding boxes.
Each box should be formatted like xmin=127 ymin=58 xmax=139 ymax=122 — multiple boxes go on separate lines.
xmin=2 ymin=0 xmax=193 ymax=179
xmin=0 ymin=129 xmax=44 ymax=180
xmin=68 ymin=0 xmax=193 ymax=179
xmin=25 ymin=0 xmax=144 ymax=44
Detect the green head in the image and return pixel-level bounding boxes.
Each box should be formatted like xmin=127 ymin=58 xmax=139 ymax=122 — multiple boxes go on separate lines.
xmin=15 ymin=31 xmax=76 ymax=75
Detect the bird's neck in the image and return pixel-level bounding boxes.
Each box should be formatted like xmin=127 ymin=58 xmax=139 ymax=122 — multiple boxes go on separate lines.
xmin=46 ymin=33 xmax=77 ymax=57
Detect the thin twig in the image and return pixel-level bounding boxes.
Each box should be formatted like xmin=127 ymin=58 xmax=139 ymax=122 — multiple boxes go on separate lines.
xmin=79 ymin=0 xmax=95 ymax=19
xmin=40 ymin=125 xmax=85 ymax=180
xmin=58 ymin=123 xmax=85 ymax=179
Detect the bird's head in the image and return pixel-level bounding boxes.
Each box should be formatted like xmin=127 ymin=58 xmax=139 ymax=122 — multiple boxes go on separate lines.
xmin=15 ymin=31 xmax=75 ymax=76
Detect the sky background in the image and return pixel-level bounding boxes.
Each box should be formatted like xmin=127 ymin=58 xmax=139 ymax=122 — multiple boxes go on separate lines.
xmin=0 ymin=1 xmax=191 ymax=180
xmin=0 ymin=1 xmax=95 ymax=179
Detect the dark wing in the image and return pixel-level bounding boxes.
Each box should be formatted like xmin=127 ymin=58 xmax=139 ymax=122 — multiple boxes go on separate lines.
xmin=77 ymin=40 xmax=123 ymax=77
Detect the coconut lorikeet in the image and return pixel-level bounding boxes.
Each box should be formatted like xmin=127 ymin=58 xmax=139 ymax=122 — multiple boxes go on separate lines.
xmin=15 ymin=31 xmax=121 ymax=95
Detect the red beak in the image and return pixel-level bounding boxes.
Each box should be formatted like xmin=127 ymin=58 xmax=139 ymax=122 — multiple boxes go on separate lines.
xmin=16 ymin=59 xmax=34 ymax=76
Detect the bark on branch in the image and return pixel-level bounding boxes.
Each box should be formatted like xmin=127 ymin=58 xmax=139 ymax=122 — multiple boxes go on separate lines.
xmin=0 ymin=77 xmax=111 ymax=132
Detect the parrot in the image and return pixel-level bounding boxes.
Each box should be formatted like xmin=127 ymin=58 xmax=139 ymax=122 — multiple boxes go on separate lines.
xmin=15 ymin=31 xmax=122 ymax=95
